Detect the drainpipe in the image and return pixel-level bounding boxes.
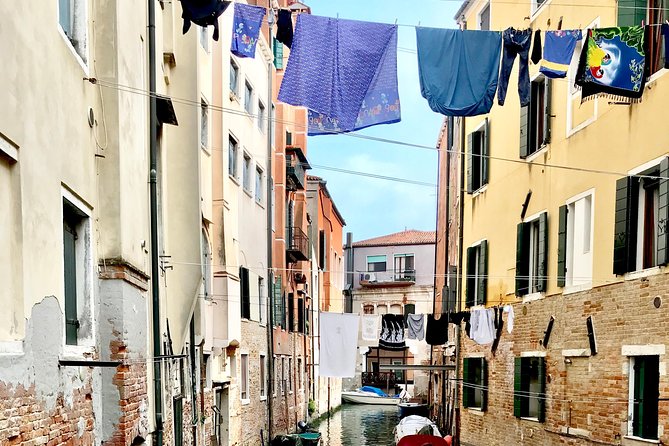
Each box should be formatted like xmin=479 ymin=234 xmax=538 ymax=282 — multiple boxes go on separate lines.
xmin=265 ymin=8 xmax=275 ymax=442
xmin=148 ymin=0 xmax=163 ymax=444
xmin=455 ymin=117 xmax=466 ymax=446
xmin=442 ymin=117 xmax=452 ymax=432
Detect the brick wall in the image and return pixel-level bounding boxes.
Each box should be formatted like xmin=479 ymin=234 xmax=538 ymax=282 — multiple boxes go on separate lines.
xmin=458 ymin=272 xmax=669 ymax=446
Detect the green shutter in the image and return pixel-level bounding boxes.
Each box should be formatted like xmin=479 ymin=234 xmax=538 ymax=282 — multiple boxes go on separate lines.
xmin=557 ymin=205 xmax=568 ymax=287
xmin=613 ymin=176 xmax=637 ymax=275
xmin=466 ymin=247 xmax=476 ymax=307
xmin=477 ymin=241 xmax=488 ymax=306
xmin=63 ymin=223 xmax=78 ymax=345
xmin=537 ymin=358 xmax=546 ymax=422
xmin=466 ymin=133 xmax=474 ymax=194
xmin=658 ymin=157 xmax=669 ymax=265
xmin=516 ymin=223 xmax=529 ymax=296
xmin=273 ymin=37 xmax=284 ymax=69
xmin=482 ymin=119 xmax=490 ymax=186
xmin=514 ymin=357 xmax=523 ymax=417
xmin=543 ymin=79 xmax=552 ymax=145
xmin=537 ymin=212 xmax=548 ymax=293
xmin=273 ymin=276 xmax=282 ymax=327
xmin=519 ymin=105 xmax=530 ymax=159
xmin=618 ymin=0 xmax=647 ymax=27
xmin=462 ymin=358 xmax=471 ymax=408
xmin=481 ymin=359 xmax=488 ymax=412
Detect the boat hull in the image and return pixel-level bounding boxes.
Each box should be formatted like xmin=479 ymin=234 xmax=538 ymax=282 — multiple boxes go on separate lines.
xmin=398 ymin=402 xmax=429 ymax=419
xmin=341 ymin=391 xmax=400 ymax=405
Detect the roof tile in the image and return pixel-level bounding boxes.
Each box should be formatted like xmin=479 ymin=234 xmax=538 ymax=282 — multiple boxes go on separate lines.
xmin=352 ymin=229 xmax=436 ymax=247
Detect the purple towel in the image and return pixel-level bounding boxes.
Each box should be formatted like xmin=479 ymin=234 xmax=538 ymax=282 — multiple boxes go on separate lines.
xmin=231 ymin=3 xmax=266 ymax=58
xmin=279 ymin=14 xmax=400 ymax=134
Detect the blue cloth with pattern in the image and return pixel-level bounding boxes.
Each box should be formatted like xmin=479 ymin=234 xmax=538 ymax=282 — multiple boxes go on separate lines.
xmin=231 ymin=3 xmax=266 ymax=58
xmin=539 ymin=30 xmax=582 ymax=78
xmin=416 ymin=27 xmax=502 ymax=116
xmin=278 ymin=14 xmax=401 ymax=135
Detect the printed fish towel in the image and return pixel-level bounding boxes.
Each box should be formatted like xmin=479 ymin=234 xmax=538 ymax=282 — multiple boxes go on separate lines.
xmin=379 ymin=314 xmax=406 ymax=350
xmin=575 ymin=26 xmax=648 ymax=103
xmin=278 ymin=14 xmax=401 ymax=135
xmin=231 ymin=3 xmax=266 ymax=58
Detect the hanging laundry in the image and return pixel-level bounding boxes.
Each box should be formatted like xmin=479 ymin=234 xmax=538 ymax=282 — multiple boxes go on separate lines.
xmin=379 ymin=314 xmax=406 ymax=350
xmin=504 ymin=305 xmax=515 ymax=334
xmin=498 ymin=27 xmax=533 ymax=106
xmin=662 ymin=23 xmax=669 ymax=69
xmin=469 ymin=309 xmax=495 ymax=345
xmin=539 ymin=30 xmax=583 ymax=78
xmin=575 ymin=26 xmax=648 ymax=102
xmin=361 ymin=314 xmax=381 ymax=341
xmin=531 ymin=29 xmax=543 ymax=64
xmin=491 ymin=308 xmax=504 ymax=353
xmin=231 ymin=3 xmax=266 ymax=58
xmin=180 ymin=0 xmax=231 ymax=41
xmin=279 ymin=14 xmax=400 ymax=134
xmin=319 ymin=312 xmax=360 ymax=378
xmin=406 ymin=314 xmax=425 ymax=341
xmin=425 ymin=314 xmax=449 ymax=346
xmin=416 ymin=28 xmax=502 ymax=117
xmin=276 ymin=9 xmax=294 ymax=48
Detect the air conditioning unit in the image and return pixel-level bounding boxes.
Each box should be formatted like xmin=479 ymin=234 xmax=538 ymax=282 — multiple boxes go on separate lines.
xmin=360 ymin=273 xmax=376 ymax=282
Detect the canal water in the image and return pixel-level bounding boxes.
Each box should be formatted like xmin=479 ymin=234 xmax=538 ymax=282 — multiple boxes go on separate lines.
xmin=315 ymin=404 xmax=399 ymax=446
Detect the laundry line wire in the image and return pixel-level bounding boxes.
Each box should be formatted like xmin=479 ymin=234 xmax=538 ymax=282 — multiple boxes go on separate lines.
xmin=90 ymin=79 xmax=669 ymax=182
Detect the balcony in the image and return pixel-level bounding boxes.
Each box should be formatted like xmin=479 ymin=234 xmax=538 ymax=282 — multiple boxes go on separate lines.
xmin=286 ymin=147 xmax=311 ymax=191
xmin=359 ymin=270 xmax=416 ymax=287
xmin=286 ymin=226 xmax=309 ymax=263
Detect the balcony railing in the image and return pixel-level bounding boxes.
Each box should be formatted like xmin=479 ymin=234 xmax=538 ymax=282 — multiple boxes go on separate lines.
xmin=286 ymin=155 xmax=306 ymax=191
xmin=286 ymin=226 xmax=309 ymax=263
xmin=394 ymin=269 xmax=416 ymax=282
xmin=361 ymin=372 xmax=397 ymax=389
xmin=359 ymin=270 xmax=416 ymax=287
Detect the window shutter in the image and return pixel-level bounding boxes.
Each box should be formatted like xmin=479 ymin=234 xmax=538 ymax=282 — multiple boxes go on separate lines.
xmin=519 ymin=105 xmax=530 ymax=159
xmin=273 ymin=276 xmax=283 ymax=328
xmin=658 ymin=157 xmax=669 ymax=265
xmin=63 ymin=224 xmax=79 ymax=345
xmin=466 ymin=247 xmax=476 ymax=307
xmin=466 ymin=133 xmax=474 ymax=194
xmin=514 ymin=357 xmax=523 ymax=417
xmin=273 ymin=38 xmax=284 ymax=69
xmin=618 ymin=0 xmax=647 ymax=27
xmin=297 ymin=297 xmax=305 ymax=333
xmin=477 ymin=241 xmax=488 ymax=306
xmin=462 ymin=358 xmax=471 ymax=408
xmin=482 ymin=118 xmax=490 ymax=186
xmin=481 ymin=359 xmax=488 ymax=412
xmin=240 ymin=267 xmax=250 ymax=319
xmin=288 ymin=293 xmax=295 ymax=332
xmin=537 ymin=357 xmax=547 ymax=422
xmin=613 ymin=176 xmax=637 ymax=275
xmin=537 ymin=212 xmax=548 ymax=292
xmin=543 ymin=79 xmax=552 ymax=145
xmin=557 ymin=205 xmax=568 ymax=287
xmin=516 ymin=223 xmax=530 ymax=296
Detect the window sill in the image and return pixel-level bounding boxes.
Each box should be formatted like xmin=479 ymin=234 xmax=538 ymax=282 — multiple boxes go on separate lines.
xmin=624 ymin=266 xmax=662 ymax=281
xmin=622 ymin=435 xmax=660 ymax=445
xmin=522 ymin=292 xmax=544 ymax=303
xmin=57 ymin=26 xmax=89 ymax=75
xmin=646 ymin=68 xmax=667 ymax=87
xmin=243 ymin=188 xmax=253 ymax=198
xmin=229 ymin=174 xmax=241 ymax=186
xmin=62 ymin=344 xmax=97 ymax=359
xmin=201 ymin=145 xmax=211 ymax=156
xmin=562 ymin=282 xmax=593 ymax=295
xmin=520 ymin=416 xmax=543 ymax=423
xmin=530 ymin=0 xmax=552 ymax=21
xmin=241 ymin=398 xmax=251 ymax=406
xmin=467 ymin=408 xmax=485 ymax=416
xmin=260 ymin=395 xmax=267 ymax=401
xmin=525 ymin=145 xmax=549 ymax=163
xmin=255 ymin=199 xmax=265 ymax=208
xmin=472 ymin=185 xmax=488 ymax=198
xmin=0 ymin=341 xmax=24 ymax=356
xmin=229 ymin=91 xmax=240 ymax=104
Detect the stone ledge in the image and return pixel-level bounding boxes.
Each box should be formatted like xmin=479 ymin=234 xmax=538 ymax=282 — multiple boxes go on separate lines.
xmin=99 ymin=259 xmax=150 ymax=291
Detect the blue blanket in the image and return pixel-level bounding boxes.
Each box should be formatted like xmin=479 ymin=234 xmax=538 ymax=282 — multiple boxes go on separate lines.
xmin=231 ymin=3 xmax=266 ymax=58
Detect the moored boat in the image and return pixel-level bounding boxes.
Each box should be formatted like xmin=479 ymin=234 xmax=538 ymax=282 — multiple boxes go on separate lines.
xmin=341 ymin=386 xmax=401 ymax=405
xmin=397 ymin=434 xmax=449 ymax=446
xmin=398 ymin=402 xmax=429 ymax=419
xmin=394 ymin=415 xmax=441 ymax=444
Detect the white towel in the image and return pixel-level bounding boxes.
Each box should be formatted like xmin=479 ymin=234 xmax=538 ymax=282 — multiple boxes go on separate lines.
xmin=361 ymin=314 xmax=381 ymax=341
xmin=504 ymin=305 xmax=515 ymax=334
xmin=319 ymin=312 xmax=360 ymax=378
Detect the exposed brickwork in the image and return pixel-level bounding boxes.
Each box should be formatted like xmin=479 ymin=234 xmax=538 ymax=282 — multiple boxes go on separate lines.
xmin=458 ymin=272 xmax=669 ymax=446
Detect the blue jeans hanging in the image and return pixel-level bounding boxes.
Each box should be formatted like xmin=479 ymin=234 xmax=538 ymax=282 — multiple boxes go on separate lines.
xmin=498 ymin=27 xmax=532 ymax=106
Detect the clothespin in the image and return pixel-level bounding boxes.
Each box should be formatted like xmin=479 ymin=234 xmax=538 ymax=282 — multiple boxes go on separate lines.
xmin=557 ymin=16 xmax=563 ymax=30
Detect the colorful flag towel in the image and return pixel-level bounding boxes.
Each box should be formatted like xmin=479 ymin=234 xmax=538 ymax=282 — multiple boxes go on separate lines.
xmin=180 ymin=0 xmax=231 ymax=41
xmin=416 ymin=28 xmax=502 ymax=117
xmin=540 ymin=30 xmax=582 ymax=78
xmin=575 ymin=26 xmax=648 ymax=102
xmin=231 ymin=3 xmax=266 ymax=58
xmin=278 ymin=14 xmax=400 ymax=135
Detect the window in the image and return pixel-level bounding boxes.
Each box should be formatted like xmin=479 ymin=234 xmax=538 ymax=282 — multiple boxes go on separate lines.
xmin=628 ymin=355 xmax=659 ymax=439
xmin=298 ymin=358 xmax=302 ymax=390
xmin=516 ymin=213 xmax=548 ymax=296
xmin=228 ymin=135 xmax=238 ymax=178
xmin=618 ymin=0 xmax=668 ymax=75
xmin=240 ymin=354 xmax=249 ymax=401
xmin=367 ymin=255 xmax=387 ymax=272
xmin=201 ymin=228 xmax=211 ymax=299
xmin=363 ymin=305 xmax=375 ymax=314
xmin=463 ymin=358 xmax=487 ymax=411
xmin=201 ymin=100 xmax=209 ymax=150
xmin=514 ymin=356 xmax=546 ymax=421
xmin=531 ymin=0 xmax=547 ymax=14
xmin=281 ymin=357 xmax=286 ymax=394
xmin=520 ymin=77 xmax=551 ymax=159
xmin=230 ymin=59 xmax=239 ymax=96
xmin=394 ymin=254 xmax=415 ymax=281
xmin=243 ymin=153 xmax=252 ymax=192
xmin=240 ymin=267 xmax=250 ymax=319
xmin=392 ymin=360 xmax=404 ymax=382
xmin=558 ymin=193 xmax=593 ymax=288
xmin=285 ymin=130 xmax=293 ymax=146
xmin=260 ymin=355 xmax=267 ymax=398
xmin=58 ymin=0 xmax=88 ymax=64
xmin=255 ymin=166 xmax=264 ymax=203
xmin=199 ymin=25 xmax=209 ymax=52
xmin=297 ymin=297 xmax=305 ymax=333
xmin=273 ymin=37 xmax=284 ymax=69
xmin=403 ymin=304 xmax=416 ymax=318
xmin=63 ymin=196 xmax=92 ymax=346
xmin=478 ymin=3 xmax=490 ymax=30
xmin=466 ymin=119 xmax=489 ymax=194
xmin=257 ymin=102 xmax=266 ymax=132
xmin=288 ymin=357 xmax=293 ymax=392
xmin=258 ymin=277 xmax=265 ymax=324
xmin=318 ymin=230 xmax=327 ymax=270
xmin=614 ymin=158 xmax=669 ymax=274
xmin=465 ymin=241 xmax=488 ymax=307
xmin=244 ymin=81 xmax=253 ymax=114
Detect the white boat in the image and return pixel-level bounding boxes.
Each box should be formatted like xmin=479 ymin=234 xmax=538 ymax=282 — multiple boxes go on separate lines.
xmin=341 ymin=388 xmax=401 ymax=405
xmin=394 ymin=415 xmax=441 ymax=444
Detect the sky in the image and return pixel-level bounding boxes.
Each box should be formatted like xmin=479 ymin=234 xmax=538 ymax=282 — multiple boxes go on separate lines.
xmin=303 ymin=0 xmax=462 ymax=242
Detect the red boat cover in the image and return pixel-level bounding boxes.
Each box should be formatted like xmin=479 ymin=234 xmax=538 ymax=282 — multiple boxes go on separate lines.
xmin=397 ymin=435 xmax=449 ymax=446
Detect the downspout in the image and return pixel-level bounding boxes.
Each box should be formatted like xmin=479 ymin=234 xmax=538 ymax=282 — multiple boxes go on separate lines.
xmin=455 ymin=116 xmax=466 ymax=446
xmin=148 ymin=0 xmax=163 ymax=444
xmin=266 ymin=11 xmax=275 ymax=442
xmin=442 ymin=117 xmax=452 ymax=432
